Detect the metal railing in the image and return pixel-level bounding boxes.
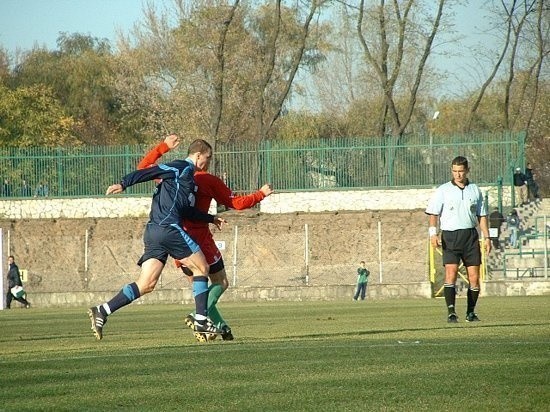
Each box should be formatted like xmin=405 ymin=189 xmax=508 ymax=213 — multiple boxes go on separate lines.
xmin=0 ymin=132 xmax=524 ymax=198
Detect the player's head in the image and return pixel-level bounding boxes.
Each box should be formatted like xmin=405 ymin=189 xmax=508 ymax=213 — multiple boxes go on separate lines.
xmin=451 ymin=156 xmax=469 ymax=184
xmin=188 ymin=139 xmax=212 ymax=172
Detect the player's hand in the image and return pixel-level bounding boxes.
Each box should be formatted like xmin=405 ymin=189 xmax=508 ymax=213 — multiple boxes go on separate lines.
xmin=260 ymin=183 xmax=274 ymax=197
xmin=164 ymin=134 xmax=180 ymax=150
xmin=106 ymin=183 xmax=123 ymax=195
xmin=484 ymin=238 xmax=492 ymax=254
xmin=212 ymin=217 xmax=227 ymax=231
xmin=430 ymin=235 xmax=440 ymax=249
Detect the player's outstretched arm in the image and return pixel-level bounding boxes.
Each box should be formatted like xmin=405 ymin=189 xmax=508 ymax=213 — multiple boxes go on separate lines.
xmin=137 ymin=134 xmax=180 ymax=170
xmin=227 ymin=183 xmax=273 ymax=209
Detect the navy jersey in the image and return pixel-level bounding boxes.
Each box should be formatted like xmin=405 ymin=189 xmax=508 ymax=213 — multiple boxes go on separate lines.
xmin=120 ymin=158 xmax=214 ymax=226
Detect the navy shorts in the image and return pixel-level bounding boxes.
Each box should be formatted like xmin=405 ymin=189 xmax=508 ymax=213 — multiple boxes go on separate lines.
xmin=137 ymin=223 xmax=201 ymax=266
xmin=441 ymin=228 xmax=481 ymax=267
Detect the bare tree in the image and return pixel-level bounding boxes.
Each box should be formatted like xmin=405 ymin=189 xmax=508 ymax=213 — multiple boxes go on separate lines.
xmin=466 ymin=0 xmax=547 ymax=133
xmin=112 ymin=0 xmax=328 ymax=146
xmin=355 ymin=0 xmax=446 ymax=139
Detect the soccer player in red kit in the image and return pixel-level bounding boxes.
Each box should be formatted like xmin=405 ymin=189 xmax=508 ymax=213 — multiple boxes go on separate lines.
xmin=138 ymin=135 xmax=273 ymax=340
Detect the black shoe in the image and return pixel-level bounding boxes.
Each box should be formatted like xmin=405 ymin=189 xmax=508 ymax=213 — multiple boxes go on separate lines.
xmin=88 ymin=306 xmax=107 ymax=340
xmin=447 ymin=313 xmax=458 ymax=323
xmin=221 ymin=325 xmax=234 ymax=341
xmin=465 ymin=312 xmax=480 ymax=322
xmin=194 ymin=318 xmax=222 ymax=334
xmin=184 ymin=314 xmax=195 ymax=330
xmin=193 ymin=318 xmax=221 ymax=343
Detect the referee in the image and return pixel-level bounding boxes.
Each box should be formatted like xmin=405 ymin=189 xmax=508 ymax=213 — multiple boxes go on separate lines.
xmin=425 ymin=156 xmax=491 ymax=323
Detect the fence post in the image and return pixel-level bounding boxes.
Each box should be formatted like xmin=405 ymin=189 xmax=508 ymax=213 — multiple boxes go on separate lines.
xmin=304 ymin=223 xmax=309 ymax=286
xmin=544 ymin=216 xmax=548 ymax=279
xmin=232 ymin=225 xmax=238 ymax=287
xmin=0 ymin=229 xmax=4 ymax=310
xmin=378 ymin=220 xmax=383 ymax=283
xmin=497 ymin=175 xmax=503 ymax=212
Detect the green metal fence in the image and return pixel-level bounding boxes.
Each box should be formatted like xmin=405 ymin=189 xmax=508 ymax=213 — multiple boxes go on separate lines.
xmin=0 ymin=132 xmax=525 ymax=198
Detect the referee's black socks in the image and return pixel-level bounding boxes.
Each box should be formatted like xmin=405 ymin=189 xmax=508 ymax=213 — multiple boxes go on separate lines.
xmin=444 ymin=284 xmax=456 ymax=314
xmin=467 ymin=287 xmax=480 ymax=314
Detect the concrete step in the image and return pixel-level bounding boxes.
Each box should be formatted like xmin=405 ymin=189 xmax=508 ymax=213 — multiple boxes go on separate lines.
xmin=505 ymin=256 xmax=549 ymax=269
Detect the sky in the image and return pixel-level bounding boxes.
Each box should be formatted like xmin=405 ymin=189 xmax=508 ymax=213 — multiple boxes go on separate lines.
xmin=0 ymin=0 xmax=498 ymax=98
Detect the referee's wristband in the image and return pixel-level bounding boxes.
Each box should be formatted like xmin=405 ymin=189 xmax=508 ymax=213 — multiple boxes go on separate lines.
xmin=428 ymin=226 xmax=437 ymax=237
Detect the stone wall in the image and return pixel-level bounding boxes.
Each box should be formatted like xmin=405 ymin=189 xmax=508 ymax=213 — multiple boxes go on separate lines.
xmin=0 ymin=186 xmax=513 ymax=219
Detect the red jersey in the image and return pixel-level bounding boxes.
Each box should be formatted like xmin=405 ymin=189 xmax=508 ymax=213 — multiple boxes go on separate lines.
xmin=137 ymin=142 xmax=266 ymax=264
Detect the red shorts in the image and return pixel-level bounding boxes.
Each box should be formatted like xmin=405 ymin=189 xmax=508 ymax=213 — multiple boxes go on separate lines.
xmin=174 ymin=227 xmax=222 ymax=268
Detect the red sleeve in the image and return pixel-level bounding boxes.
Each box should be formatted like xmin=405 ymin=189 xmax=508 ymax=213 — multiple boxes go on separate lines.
xmin=230 ymin=191 xmax=265 ymax=210
xmin=137 ymin=142 xmax=170 ymax=170
xmin=197 ymin=174 xmax=265 ymax=210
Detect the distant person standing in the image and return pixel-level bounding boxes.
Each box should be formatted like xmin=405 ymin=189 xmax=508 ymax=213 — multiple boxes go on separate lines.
xmin=20 ymin=180 xmax=32 ymax=197
xmin=2 ymin=179 xmax=12 ymax=197
xmin=507 ymin=209 xmax=520 ymax=248
xmin=6 ymin=256 xmax=30 ymax=309
xmin=488 ymin=208 xmax=505 ymax=249
xmin=524 ymin=163 xmax=540 ymax=201
xmin=353 ymin=261 xmax=370 ymax=301
xmin=425 ymin=156 xmax=490 ymax=323
xmin=513 ymin=167 xmax=528 ymax=206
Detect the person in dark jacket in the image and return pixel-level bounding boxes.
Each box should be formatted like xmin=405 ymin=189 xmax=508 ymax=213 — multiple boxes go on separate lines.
xmin=489 ymin=208 xmax=505 ymax=249
xmin=6 ymin=255 xmax=30 ymax=309
xmin=525 ymin=163 xmax=540 ymax=201
xmin=513 ymin=167 xmax=528 ymax=206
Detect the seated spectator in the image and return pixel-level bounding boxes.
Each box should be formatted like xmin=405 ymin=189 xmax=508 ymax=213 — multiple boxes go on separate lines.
xmin=34 ymin=182 xmax=49 ymax=197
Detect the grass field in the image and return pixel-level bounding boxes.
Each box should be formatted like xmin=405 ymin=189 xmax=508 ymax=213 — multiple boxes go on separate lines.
xmin=1 ymin=296 xmax=549 ymax=411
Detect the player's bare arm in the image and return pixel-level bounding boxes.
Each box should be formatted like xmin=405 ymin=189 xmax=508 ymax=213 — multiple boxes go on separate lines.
xmin=428 ymin=214 xmax=440 ymax=248
xmin=478 ymin=215 xmax=492 ymax=254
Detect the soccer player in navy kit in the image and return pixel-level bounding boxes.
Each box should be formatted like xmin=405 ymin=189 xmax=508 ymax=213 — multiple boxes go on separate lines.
xmin=88 ymin=139 xmax=226 ymax=340
xmin=425 ymin=156 xmax=491 ymax=323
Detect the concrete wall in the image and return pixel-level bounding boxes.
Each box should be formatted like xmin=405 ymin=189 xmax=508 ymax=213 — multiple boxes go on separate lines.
xmin=8 ymin=279 xmax=549 ymax=309
xmin=0 ymin=185 xmax=512 ymax=219
xmin=14 ymin=282 xmax=434 ymax=308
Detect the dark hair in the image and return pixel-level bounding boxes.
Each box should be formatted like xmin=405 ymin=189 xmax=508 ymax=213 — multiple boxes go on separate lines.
xmin=451 ymin=156 xmax=469 ymax=169
xmin=360 ymin=260 xmax=365 ymax=264
xmin=8 ymin=255 xmax=14 ymax=260
xmin=187 ymin=139 xmax=212 ymax=155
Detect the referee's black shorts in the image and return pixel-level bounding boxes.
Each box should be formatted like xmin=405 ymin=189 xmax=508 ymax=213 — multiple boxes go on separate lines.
xmin=441 ymin=228 xmax=481 ymax=267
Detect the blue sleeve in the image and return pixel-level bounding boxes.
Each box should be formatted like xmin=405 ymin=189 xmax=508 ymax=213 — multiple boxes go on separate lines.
xmin=120 ymin=160 xmax=190 ymax=190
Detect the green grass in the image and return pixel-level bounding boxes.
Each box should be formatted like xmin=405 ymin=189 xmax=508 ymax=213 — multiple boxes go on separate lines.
xmin=1 ymin=296 xmax=549 ymax=411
